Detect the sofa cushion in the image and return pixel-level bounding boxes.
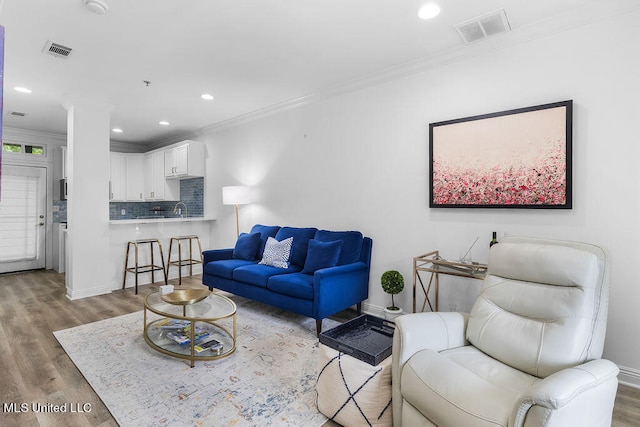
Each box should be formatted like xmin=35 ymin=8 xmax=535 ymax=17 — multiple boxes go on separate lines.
xmin=267 ymin=273 xmax=315 ymax=300
xmin=232 ymin=232 xmax=262 ymax=261
xmin=233 ymin=263 xmax=300 ymax=288
xmin=302 ymin=239 xmax=343 ymax=274
xmin=249 ymin=224 xmax=281 ymax=257
xmin=274 ymin=226 xmax=318 ymax=267
xmin=259 ymin=237 xmax=293 ymax=268
xmin=314 ymin=230 xmax=363 ymax=265
xmin=204 ymin=259 xmax=256 ymax=279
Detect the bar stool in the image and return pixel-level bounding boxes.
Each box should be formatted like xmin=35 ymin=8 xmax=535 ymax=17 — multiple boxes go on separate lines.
xmin=122 ymin=238 xmax=168 ymax=294
xmin=167 ymin=235 xmax=203 ymax=285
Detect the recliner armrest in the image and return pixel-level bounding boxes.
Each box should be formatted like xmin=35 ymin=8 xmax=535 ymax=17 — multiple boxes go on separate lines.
xmin=392 ymin=312 xmax=469 ymax=369
xmin=392 ymin=312 xmax=469 ymax=427
xmin=510 ymin=359 xmax=619 ymax=426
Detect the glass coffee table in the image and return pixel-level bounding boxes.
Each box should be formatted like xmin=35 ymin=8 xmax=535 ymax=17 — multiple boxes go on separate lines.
xmin=143 ymin=288 xmax=236 ymax=367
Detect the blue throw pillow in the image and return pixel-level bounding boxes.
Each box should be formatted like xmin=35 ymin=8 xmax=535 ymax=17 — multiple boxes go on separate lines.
xmin=232 ymin=232 xmax=262 ymax=261
xmin=314 ymin=230 xmax=363 ymax=265
xmin=259 ymin=237 xmax=293 ymax=268
xmin=302 ymin=239 xmax=343 ymax=274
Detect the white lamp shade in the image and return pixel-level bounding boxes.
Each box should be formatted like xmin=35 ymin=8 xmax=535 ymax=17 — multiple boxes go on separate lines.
xmin=222 ymin=186 xmax=251 ymax=205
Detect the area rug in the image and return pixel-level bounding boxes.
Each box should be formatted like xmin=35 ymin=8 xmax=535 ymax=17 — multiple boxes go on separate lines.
xmin=54 ymin=296 xmax=338 ymax=427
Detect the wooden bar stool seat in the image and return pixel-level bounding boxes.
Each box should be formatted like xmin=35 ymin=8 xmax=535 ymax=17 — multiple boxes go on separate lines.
xmin=167 ymin=235 xmax=203 ymax=285
xmin=122 ymin=238 xmax=167 ymax=294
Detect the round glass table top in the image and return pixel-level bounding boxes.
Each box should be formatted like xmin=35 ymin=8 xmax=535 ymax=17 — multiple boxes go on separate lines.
xmin=145 ymin=290 xmax=236 ymax=321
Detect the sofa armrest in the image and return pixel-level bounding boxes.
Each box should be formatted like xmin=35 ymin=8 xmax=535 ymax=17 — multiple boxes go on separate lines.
xmin=510 ymin=359 xmax=619 ymax=426
xmin=203 ymin=248 xmax=234 ymax=264
xmin=312 ymin=262 xmax=370 ymax=319
xmin=314 ymin=261 xmax=367 ymax=280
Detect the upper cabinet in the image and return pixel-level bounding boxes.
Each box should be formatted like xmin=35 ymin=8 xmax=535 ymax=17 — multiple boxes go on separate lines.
xmin=109 ymin=140 xmax=205 ymax=203
xmin=111 ymin=153 xmax=158 ymax=202
xmin=144 ymin=151 xmax=179 ymax=201
xmin=125 ymin=154 xmax=145 ymax=201
xmin=109 ymin=152 xmax=127 ymax=201
xmin=165 ymin=141 xmax=205 ymax=179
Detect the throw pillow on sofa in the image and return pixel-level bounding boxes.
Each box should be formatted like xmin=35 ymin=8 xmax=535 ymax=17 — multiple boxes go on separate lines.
xmin=232 ymin=232 xmax=262 ymax=261
xmin=302 ymin=239 xmax=343 ymax=274
xmin=259 ymin=237 xmax=294 ymax=268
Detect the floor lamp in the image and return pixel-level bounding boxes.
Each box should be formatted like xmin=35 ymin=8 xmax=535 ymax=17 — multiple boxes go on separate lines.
xmin=222 ymin=186 xmax=251 ymax=237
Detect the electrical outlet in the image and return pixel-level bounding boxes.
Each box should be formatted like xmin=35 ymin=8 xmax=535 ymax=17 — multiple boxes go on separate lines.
xmin=121 ymin=209 xmax=126 ymax=215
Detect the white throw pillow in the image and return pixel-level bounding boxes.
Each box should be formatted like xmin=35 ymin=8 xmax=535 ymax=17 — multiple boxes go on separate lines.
xmin=259 ymin=237 xmax=293 ymax=268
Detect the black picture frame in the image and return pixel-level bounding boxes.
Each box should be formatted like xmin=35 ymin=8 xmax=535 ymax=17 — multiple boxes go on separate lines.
xmin=429 ymin=100 xmax=572 ymax=209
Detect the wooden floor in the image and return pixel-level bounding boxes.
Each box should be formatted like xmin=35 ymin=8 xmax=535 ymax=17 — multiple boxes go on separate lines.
xmin=0 ymin=270 xmax=638 ymax=427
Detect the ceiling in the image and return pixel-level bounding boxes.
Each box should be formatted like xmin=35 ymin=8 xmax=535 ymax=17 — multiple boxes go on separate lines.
xmin=0 ymin=0 xmax=629 ymax=147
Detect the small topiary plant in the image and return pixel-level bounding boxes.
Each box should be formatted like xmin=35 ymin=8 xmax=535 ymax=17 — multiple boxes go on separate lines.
xmin=381 ymin=270 xmax=405 ymax=311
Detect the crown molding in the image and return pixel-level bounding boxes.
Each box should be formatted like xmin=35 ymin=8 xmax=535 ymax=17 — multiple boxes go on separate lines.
xmin=3 ymin=126 xmax=67 ymax=144
xmin=189 ymin=0 xmax=639 ymax=136
xmin=194 ymin=95 xmax=315 ymax=135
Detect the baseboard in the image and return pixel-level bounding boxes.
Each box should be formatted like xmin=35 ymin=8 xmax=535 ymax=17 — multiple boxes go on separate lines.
xmin=66 ymin=284 xmax=113 ymax=300
xmin=618 ymin=365 xmax=640 ymax=388
xmin=362 ymin=302 xmax=385 ymax=318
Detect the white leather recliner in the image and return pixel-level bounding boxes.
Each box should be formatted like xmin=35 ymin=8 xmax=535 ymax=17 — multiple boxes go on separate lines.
xmin=392 ymin=237 xmax=619 ymax=427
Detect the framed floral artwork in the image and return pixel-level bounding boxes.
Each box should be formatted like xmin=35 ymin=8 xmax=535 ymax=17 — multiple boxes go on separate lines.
xmin=429 ymin=100 xmax=572 ymax=208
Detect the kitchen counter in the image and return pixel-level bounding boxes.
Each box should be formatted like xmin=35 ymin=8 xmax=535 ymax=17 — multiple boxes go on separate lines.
xmin=105 ymin=217 xmax=215 ymax=291
xmin=109 ymin=216 xmax=215 ymax=225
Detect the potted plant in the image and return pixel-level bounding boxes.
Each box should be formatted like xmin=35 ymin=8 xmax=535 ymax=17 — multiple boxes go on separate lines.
xmin=381 ymin=270 xmax=405 ymax=321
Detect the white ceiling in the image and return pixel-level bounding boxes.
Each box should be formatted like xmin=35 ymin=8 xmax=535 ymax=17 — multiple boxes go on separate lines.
xmin=0 ymin=0 xmax=633 ymax=147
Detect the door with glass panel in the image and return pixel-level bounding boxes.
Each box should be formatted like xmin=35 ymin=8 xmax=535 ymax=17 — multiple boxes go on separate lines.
xmin=0 ymin=165 xmax=46 ymax=272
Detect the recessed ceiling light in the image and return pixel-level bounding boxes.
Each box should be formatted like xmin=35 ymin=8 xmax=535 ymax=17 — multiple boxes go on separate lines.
xmin=201 ymin=94 xmax=214 ymax=101
xmin=159 ymin=121 xmax=170 ymax=126
xmin=418 ymin=3 xmax=440 ymax=19
xmin=112 ymin=128 xmax=123 ymax=133
xmin=14 ymin=87 xmax=32 ymax=94
xmin=83 ymin=0 xmax=108 ymax=15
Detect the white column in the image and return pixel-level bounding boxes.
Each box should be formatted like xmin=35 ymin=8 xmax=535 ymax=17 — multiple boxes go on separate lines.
xmin=64 ymin=100 xmax=113 ymax=299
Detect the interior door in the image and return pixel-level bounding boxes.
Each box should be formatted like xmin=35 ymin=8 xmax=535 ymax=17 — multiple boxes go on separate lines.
xmin=0 ymin=165 xmax=47 ymax=272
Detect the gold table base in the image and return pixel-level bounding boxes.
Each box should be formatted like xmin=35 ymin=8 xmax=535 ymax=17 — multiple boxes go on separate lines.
xmin=413 ymin=250 xmax=487 ymax=312
xmin=143 ymin=291 xmax=236 ymax=367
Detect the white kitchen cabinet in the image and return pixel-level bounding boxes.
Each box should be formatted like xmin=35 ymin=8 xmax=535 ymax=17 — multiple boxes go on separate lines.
xmin=53 ymin=222 xmax=67 ymax=273
xmin=61 ymin=146 xmax=68 ymax=179
xmin=165 ymin=141 xmax=205 ymax=179
xmin=110 ymin=152 xmax=127 ymax=201
xmin=126 ymin=154 xmax=145 ymax=201
xmin=145 ymin=151 xmax=179 ymax=201
xmin=112 ymin=153 xmax=156 ymax=202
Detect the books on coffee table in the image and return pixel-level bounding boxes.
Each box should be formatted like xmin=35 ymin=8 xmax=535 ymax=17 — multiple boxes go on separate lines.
xmin=165 ymin=325 xmax=209 ymax=345
xmin=156 ymin=318 xmax=190 ymax=330
xmin=194 ymin=338 xmax=223 ymax=353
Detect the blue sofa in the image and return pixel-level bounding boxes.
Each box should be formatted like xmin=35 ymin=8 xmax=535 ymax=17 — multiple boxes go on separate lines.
xmin=202 ymin=224 xmax=372 ymax=334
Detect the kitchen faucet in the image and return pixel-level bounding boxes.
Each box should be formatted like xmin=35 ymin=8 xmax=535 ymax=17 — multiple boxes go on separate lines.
xmin=172 ymin=201 xmax=188 ymax=218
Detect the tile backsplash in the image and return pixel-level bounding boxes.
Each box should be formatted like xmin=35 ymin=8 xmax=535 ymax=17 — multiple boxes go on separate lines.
xmin=54 ymin=177 xmax=204 ymax=222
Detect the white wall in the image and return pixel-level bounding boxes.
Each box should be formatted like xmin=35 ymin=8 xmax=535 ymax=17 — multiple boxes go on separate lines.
xmin=197 ymin=10 xmax=640 ymax=385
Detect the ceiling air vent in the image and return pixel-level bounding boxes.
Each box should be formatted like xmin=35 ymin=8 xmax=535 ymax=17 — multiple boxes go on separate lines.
xmin=454 ymin=9 xmax=511 ymax=44
xmin=42 ymin=40 xmax=73 ymax=58
xmin=10 ymin=111 xmax=27 ymax=117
